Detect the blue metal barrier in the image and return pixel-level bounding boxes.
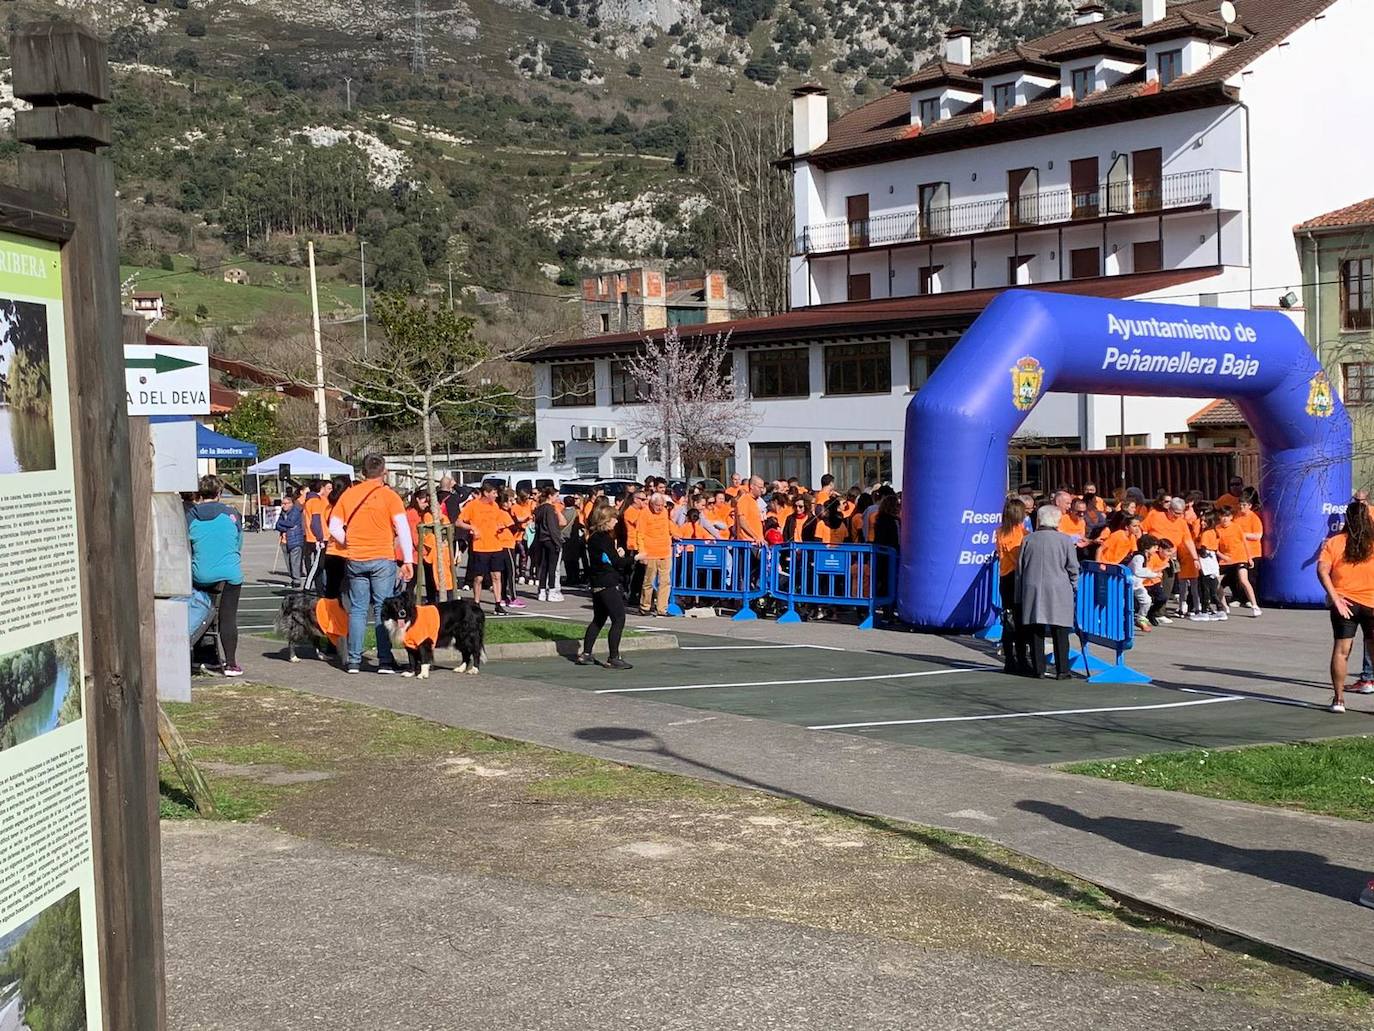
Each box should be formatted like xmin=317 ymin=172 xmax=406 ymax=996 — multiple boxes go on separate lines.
xmin=664 ymin=539 xmax=769 ymax=620
xmin=1069 ymin=561 xmax=1150 ymax=684
xmin=769 ymin=542 xmax=896 ymax=630
xmin=973 ymin=563 xmax=1002 ymax=642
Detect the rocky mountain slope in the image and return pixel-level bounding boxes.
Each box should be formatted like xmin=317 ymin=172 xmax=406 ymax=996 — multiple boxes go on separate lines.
xmin=0 ymin=0 xmax=1130 ymax=337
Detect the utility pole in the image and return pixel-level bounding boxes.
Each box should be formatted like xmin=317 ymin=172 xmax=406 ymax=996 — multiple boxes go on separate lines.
xmin=343 ymin=75 xmax=353 ymax=113
xmin=447 ymin=260 xmax=453 ymax=311
xmin=307 ymin=240 xmax=330 ymax=456
xmin=359 ymin=237 xmax=369 ymax=358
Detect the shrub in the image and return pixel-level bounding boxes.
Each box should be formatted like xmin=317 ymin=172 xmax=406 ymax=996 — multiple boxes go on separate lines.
xmin=185 ymin=18 xmax=207 ymax=37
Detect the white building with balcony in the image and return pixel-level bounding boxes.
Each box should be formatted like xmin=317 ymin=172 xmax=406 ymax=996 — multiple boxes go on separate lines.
xmin=524 ymin=0 xmax=1372 ymax=490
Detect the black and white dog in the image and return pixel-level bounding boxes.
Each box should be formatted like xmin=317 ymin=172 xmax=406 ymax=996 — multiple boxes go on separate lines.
xmin=276 ymin=593 xmax=347 ymax=663
xmin=379 ymin=593 xmax=486 ymax=678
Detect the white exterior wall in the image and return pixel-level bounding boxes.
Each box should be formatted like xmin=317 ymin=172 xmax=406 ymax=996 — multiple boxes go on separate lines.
xmin=1239 ymin=0 xmax=1374 ymax=305
xmin=796 ymin=104 xmax=1245 ymax=308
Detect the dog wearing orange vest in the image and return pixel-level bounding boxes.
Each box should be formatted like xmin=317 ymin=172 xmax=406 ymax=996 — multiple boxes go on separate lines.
xmin=380 ymin=592 xmax=486 ymax=678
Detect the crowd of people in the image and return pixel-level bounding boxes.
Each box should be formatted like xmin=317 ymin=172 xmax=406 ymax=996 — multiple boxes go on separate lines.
xmin=185 ymin=458 xmax=904 ymax=676
xmin=183 ymin=457 xmax=1374 ymax=709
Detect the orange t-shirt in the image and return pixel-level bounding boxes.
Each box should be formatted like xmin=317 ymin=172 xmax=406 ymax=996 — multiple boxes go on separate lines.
xmin=510 ymin=500 xmax=535 ymax=527
xmin=1059 ymin=514 xmax=1086 ymax=539
xmin=637 ymin=509 xmax=673 ymax=560
xmin=673 ymin=521 xmax=713 ymax=541
xmin=707 ymin=502 xmax=734 ymax=530
xmin=1321 ymin=534 xmax=1374 ymax=608
xmin=622 ymin=505 xmax=645 ymax=551
xmin=1235 ymin=511 xmax=1263 ymax=553
xmin=302 ymin=494 xmax=329 ymax=544
xmin=461 ymin=497 xmax=509 ymax=554
xmin=314 ymin=597 xmax=349 ymax=642
xmin=814 ymin=488 xmax=834 ymax=509
xmin=401 ymin=605 xmax=441 ymax=650
xmin=1216 ymin=493 xmax=1241 ymax=512
xmin=1198 ymin=527 xmax=1221 ymax=555
xmin=1096 ymin=529 xmax=1134 ymax=566
xmin=724 ymin=485 xmax=743 ymax=498
xmin=1146 ymin=551 xmax=1169 ymax=573
xmin=995 ymin=524 xmax=1026 ymax=577
xmin=1215 ymin=522 xmax=1249 ymax=565
xmin=1142 ymin=509 xmax=1190 ymax=550
xmin=332 ymin=482 xmax=405 ymax=562
xmin=734 ymin=495 xmax=763 ymax=541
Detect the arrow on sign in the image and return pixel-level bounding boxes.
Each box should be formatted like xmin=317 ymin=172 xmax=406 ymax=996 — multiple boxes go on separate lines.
xmin=125 ymin=353 xmax=202 ymax=375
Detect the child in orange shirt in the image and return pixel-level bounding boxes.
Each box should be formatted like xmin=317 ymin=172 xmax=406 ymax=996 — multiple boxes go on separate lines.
xmin=1216 ymin=507 xmax=1261 ymax=616
xmin=1194 ymin=511 xmax=1226 ymax=621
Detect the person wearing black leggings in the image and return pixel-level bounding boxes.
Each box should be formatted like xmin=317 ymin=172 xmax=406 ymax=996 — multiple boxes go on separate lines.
xmin=577 ymin=511 xmax=634 ymax=669
xmin=531 ymin=488 xmax=566 ymax=601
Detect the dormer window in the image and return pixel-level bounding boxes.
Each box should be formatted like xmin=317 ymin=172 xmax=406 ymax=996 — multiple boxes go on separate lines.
xmin=1156 ymin=48 xmax=1182 ymax=85
xmin=992 ymin=82 xmax=1015 ymax=115
xmin=918 ymin=97 xmax=941 ymax=125
xmin=1071 ymin=67 xmax=1094 ymax=100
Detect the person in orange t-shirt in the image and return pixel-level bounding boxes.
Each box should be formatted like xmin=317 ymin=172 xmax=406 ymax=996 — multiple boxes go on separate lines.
xmin=635 ymin=494 xmax=675 ymax=616
xmin=406 ymin=490 xmax=455 ymax=602
xmin=705 ymin=490 xmax=734 ymax=538
xmin=1096 ymin=513 xmax=1141 ymax=566
xmin=733 ymin=476 xmax=765 ymax=543
xmin=1214 ymin=506 xmax=1260 ymax=615
xmin=1142 ymin=498 xmax=1198 ymax=618
xmin=1317 ymin=500 xmax=1374 ymax=712
xmin=328 ymin=455 xmax=413 ymax=673
xmin=509 ymin=490 xmax=536 ymax=584
xmin=724 ymin=473 xmax=744 ymax=499
xmin=457 ymin=482 xmax=512 ymax=614
xmin=1215 ymin=475 xmax=1245 ymax=514
xmin=301 ymin=479 xmax=332 ymax=587
xmin=994 ymin=497 xmax=1031 ymax=675
xmin=1235 ymin=491 xmax=1264 ymax=579
xmin=813 ymin=474 xmax=836 ymax=510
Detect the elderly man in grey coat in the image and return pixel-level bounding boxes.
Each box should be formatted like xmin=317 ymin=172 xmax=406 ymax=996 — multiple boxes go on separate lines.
xmin=1016 ymin=504 xmax=1080 ymax=680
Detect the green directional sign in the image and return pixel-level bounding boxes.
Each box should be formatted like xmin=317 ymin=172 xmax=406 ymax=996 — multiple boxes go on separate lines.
xmin=124 ymin=352 xmax=201 ymax=375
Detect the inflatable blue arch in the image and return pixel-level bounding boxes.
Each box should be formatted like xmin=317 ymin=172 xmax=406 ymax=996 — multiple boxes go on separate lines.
xmin=900 ymin=290 xmax=1352 ymax=631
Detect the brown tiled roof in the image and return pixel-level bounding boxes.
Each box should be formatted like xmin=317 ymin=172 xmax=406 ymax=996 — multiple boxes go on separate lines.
xmin=1188 ymin=398 xmax=1247 ymax=427
xmin=894 ymin=59 xmax=980 ymax=93
xmin=968 ymin=44 xmax=1059 ymax=79
xmin=1038 ymin=27 xmax=1143 ymax=61
xmin=1295 ymin=197 xmax=1374 ymax=232
xmin=524 ymin=267 xmax=1223 ymax=362
xmin=798 ymin=0 xmax=1336 ymax=171
xmin=1124 ymin=8 xmax=1251 ymax=44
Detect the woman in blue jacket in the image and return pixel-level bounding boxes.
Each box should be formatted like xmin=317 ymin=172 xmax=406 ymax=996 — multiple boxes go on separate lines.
xmin=186 ymin=474 xmax=245 ymax=677
xmin=276 ymin=490 xmax=305 ymax=589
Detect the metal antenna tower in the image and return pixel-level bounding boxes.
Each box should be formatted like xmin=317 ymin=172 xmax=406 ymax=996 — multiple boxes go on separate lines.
xmin=411 ymin=0 xmax=426 ymax=74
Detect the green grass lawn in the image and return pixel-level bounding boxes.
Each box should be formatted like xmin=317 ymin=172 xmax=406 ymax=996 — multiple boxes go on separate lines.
xmin=1064 ymin=736 xmax=1374 ymax=822
xmin=484 ymin=617 xmax=640 ymax=646
xmin=122 ymin=258 xmax=362 ymax=336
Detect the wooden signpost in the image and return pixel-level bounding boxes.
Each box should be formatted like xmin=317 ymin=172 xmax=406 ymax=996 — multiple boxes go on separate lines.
xmin=4 ymin=20 xmax=167 ymax=1030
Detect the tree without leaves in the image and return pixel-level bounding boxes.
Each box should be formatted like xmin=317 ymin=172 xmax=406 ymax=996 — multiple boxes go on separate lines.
xmin=689 ymin=106 xmax=792 ymax=317
xmin=619 ymin=325 xmax=756 ymax=480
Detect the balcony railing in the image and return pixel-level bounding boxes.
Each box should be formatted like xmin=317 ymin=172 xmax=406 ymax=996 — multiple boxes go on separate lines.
xmin=796 ymin=169 xmax=1215 ymax=256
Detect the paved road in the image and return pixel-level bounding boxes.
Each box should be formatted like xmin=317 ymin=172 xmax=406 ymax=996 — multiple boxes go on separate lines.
xmin=163 ymin=821 xmax=1357 ymax=1031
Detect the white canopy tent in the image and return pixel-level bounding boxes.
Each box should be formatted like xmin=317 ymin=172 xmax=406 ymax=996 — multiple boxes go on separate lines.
xmin=246 ymin=447 xmax=353 ymax=477
xmin=244 ymin=448 xmax=353 ymax=531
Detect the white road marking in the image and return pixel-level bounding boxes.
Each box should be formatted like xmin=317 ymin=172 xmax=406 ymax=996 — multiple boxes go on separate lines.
xmin=679 ymin=644 xmax=844 ymax=651
xmin=1177 ymin=686 xmax=1329 ymax=710
xmin=595 ymin=668 xmax=988 ymax=694
xmin=807 ymin=695 xmax=1244 ymax=731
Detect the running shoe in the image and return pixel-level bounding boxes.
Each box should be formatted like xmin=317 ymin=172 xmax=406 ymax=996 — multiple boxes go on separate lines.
xmin=346 ymin=665 xmax=360 ymax=675
xmin=573 ymin=653 xmax=596 ymax=666
xmin=1156 ymin=615 xmax=1173 ymax=625
xmin=1214 ymin=611 xmax=1229 ymax=621
xmin=1329 ymin=701 xmax=1346 ymax=714
xmin=547 ymin=591 xmax=565 ymax=603
xmin=223 ymin=664 xmax=244 ymax=678
xmin=376 ymin=665 xmax=398 ymax=676
xmin=537 ymin=589 xmax=548 ymax=602
xmin=605 ymin=657 xmax=634 ymax=670
xmin=508 ymin=598 xmax=527 ymax=609
xmin=1352 ymin=681 xmax=1374 ymax=694
xmin=493 ymin=605 xmax=509 ymax=616
xmin=1187 ymin=613 xmax=1208 ymax=622
xmin=1250 ymin=607 xmax=1263 ymax=617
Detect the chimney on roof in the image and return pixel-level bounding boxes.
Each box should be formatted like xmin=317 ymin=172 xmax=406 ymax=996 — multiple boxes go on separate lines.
xmin=944 ymin=26 xmax=972 ymax=66
xmin=1074 ymin=2 xmax=1106 ymax=25
xmin=1142 ymin=0 xmax=1166 ymax=27
xmin=791 ymin=83 xmax=828 ymax=158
